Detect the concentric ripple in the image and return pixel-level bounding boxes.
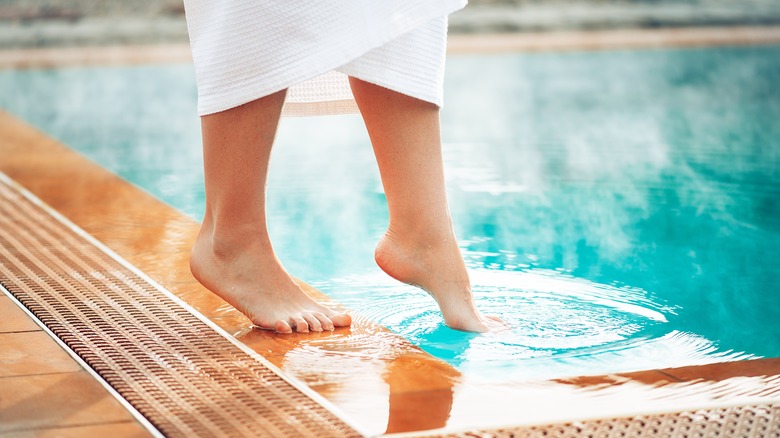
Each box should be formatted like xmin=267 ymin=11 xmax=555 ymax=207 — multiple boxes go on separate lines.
xmin=321 ymin=267 xmax=753 ymax=381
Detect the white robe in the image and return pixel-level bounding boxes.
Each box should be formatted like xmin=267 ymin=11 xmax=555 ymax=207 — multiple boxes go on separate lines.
xmin=183 ymin=1 xmax=467 ymax=116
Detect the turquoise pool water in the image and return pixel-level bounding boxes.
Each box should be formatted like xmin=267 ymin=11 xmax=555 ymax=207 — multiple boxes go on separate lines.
xmin=1 ymin=45 xmax=778 ymax=380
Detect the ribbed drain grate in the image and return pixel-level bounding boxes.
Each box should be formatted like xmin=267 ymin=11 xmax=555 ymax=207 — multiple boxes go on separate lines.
xmin=0 ymin=174 xmax=361 ymax=437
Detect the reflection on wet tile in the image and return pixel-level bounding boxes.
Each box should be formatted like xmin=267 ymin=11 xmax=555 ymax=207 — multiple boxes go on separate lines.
xmin=660 ymin=358 xmax=780 ymax=382
xmin=4 ymin=421 xmax=151 ymax=438
xmin=386 ymin=388 xmax=454 ymax=434
xmin=0 ymin=372 xmax=135 ymax=433
xmin=0 ymin=296 xmax=41 ymax=333
xmin=554 ymin=369 xmax=678 ymax=388
xmin=384 ymin=356 xmax=457 ymax=434
xmin=0 ymin=331 xmax=82 ymax=377
xmin=235 ymin=298 xmax=462 ymax=434
xmin=444 ymin=372 xmax=780 ymax=431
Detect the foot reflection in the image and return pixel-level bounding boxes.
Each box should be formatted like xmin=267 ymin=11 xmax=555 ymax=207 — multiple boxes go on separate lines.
xmin=384 ymin=354 xmax=458 ymax=434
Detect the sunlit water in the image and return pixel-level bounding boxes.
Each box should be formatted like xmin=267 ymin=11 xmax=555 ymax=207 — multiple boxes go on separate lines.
xmin=1 ymin=45 xmax=778 ymax=380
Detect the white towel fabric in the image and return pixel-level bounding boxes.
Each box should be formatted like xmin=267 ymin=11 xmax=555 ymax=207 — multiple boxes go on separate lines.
xmin=183 ymin=1 xmax=466 ymax=116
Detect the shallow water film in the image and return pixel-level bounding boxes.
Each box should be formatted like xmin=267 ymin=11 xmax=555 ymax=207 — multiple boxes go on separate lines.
xmin=1 ymin=45 xmax=778 ymax=380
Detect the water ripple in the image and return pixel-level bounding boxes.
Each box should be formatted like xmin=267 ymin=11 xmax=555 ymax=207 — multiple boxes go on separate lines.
xmin=319 ymin=267 xmax=753 ymax=381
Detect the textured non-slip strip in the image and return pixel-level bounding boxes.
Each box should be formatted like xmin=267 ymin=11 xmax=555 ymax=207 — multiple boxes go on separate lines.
xmin=0 ymin=174 xmax=361 ymax=438
xmin=429 ymin=403 xmax=779 ymax=437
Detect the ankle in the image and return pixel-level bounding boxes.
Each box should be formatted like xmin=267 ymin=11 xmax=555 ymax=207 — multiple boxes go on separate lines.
xmin=195 ymin=220 xmax=271 ymax=260
xmin=385 ymin=222 xmax=457 ymax=252
xmin=202 ymin=205 xmax=267 ymax=237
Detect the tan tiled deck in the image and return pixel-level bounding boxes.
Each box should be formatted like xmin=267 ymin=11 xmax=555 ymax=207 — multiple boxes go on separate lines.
xmin=1 ymin=29 xmax=780 ymax=437
xmin=0 ymin=295 xmax=151 ymax=437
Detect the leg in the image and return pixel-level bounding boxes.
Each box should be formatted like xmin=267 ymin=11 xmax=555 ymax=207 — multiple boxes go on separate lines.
xmin=190 ymin=90 xmax=352 ymax=333
xmin=349 ymin=78 xmax=504 ymax=332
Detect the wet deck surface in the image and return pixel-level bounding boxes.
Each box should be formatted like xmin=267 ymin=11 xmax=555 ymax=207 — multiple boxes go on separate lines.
xmin=1 ymin=31 xmax=780 ymax=437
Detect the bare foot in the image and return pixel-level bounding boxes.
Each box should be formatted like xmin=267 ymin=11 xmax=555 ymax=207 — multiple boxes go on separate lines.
xmin=374 ymin=228 xmax=506 ymax=332
xmin=190 ymin=227 xmax=352 ymax=334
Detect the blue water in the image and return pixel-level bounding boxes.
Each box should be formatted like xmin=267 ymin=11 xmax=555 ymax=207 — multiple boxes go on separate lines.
xmin=1 ymin=45 xmax=778 ymax=380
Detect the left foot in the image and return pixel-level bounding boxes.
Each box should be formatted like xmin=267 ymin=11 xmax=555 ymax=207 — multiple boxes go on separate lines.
xmin=374 ymin=227 xmax=507 ymax=333
xmin=190 ymin=223 xmax=352 ymax=333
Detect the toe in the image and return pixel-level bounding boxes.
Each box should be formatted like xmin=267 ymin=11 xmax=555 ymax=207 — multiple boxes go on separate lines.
xmin=485 ymin=315 xmax=510 ymax=331
xmin=291 ymin=316 xmax=309 ymax=333
xmin=329 ymin=312 xmax=352 ymax=328
xmin=274 ymin=320 xmax=293 ymax=334
xmin=312 ymin=312 xmax=334 ymax=331
xmin=303 ymin=314 xmax=323 ymax=332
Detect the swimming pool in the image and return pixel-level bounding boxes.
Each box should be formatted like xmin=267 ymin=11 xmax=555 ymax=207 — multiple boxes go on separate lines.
xmin=1 ymin=44 xmax=778 ymax=382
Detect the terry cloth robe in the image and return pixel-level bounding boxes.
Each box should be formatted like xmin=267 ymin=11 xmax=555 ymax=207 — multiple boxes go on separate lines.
xmin=183 ymin=0 xmax=467 ymax=116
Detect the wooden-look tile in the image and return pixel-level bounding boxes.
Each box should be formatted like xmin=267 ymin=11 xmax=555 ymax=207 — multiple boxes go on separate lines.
xmin=302 ymin=350 xmax=457 ymax=433
xmin=0 ymin=331 xmax=82 ymax=377
xmin=0 ymin=296 xmax=41 ymax=333
xmin=386 ymin=388 xmax=455 ymax=434
xmin=660 ymin=357 xmax=780 ymax=382
xmin=554 ymin=360 xmax=780 ymax=390
xmin=4 ymin=421 xmax=151 ymax=438
xmin=0 ymin=372 xmax=136 ymax=433
xmin=554 ymin=370 xmax=677 ymax=388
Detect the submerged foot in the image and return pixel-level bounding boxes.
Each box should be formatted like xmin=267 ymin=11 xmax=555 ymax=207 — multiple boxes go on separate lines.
xmin=375 ymin=229 xmax=506 ymax=333
xmin=190 ymin=229 xmax=351 ymax=334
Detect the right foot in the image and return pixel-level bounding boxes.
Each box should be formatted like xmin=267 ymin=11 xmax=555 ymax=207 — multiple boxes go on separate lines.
xmin=190 ymin=229 xmax=352 ymax=334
